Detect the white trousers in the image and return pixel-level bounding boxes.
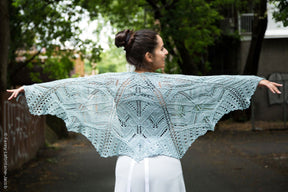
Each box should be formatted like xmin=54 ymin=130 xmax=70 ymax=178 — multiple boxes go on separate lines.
xmin=114 ymin=155 xmax=186 ymax=192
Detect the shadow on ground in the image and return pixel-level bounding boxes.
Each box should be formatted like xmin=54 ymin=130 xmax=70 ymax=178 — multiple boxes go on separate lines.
xmin=7 ymin=129 xmax=288 ymax=192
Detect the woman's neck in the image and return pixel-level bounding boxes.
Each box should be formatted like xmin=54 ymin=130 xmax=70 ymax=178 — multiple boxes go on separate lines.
xmin=134 ymin=63 xmax=155 ymax=73
xmin=134 ymin=68 xmax=154 ymax=73
xmin=134 ymin=70 xmax=150 ymax=73
xmin=134 ymin=68 xmax=164 ymax=73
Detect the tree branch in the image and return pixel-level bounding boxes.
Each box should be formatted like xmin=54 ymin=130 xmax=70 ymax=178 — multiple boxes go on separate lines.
xmin=146 ymin=0 xmax=162 ymax=19
xmin=146 ymin=0 xmax=159 ymax=10
xmin=10 ymin=50 xmax=42 ymax=77
xmin=160 ymin=0 xmax=167 ymax=6
xmin=170 ymin=0 xmax=179 ymax=8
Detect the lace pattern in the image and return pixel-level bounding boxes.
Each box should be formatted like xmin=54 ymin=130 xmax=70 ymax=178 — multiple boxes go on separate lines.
xmin=23 ymin=72 xmax=263 ymax=161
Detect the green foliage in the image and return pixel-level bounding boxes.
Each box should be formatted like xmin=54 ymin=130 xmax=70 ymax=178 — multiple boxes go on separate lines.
xmin=11 ymin=0 xmax=80 ymax=56
xmin=7 ymin=0 xmax=288 ymax=81
xmin=164 ymin=0 xmax=222 ymax=53
xmin=270 ymin=0 xmax=288 ymax=26
xmin=43 ymin=53 xmax=74 ymax=80
xmin=81 ymin=0 xmax=152 ymax=29
xmin=81 ymin=0 xmax=224 ymax=74
xmin=84 ymin=59 xmax=93 ymax=74
xmin=29 ymin=71 xmax=41 ymax=83
xmin=164 ymin=57 xmax=182 ymax=74
xmin=9 ymin=0 xmax=102 ymax=83
xmin=96 ymin=39 xmax=127 ymax=74
xmin=159 ymin=0 xmax=223 ymax=74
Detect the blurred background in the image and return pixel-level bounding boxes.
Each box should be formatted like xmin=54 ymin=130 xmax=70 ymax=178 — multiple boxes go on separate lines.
xmin=0 ymin=0 xmax=287 ymax=191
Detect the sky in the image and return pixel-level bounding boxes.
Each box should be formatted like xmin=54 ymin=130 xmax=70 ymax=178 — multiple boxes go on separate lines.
xmin=265 ymin=2 xmax=288 ymax=38
xmin=78 ymin=11 xmax=114 ymax=51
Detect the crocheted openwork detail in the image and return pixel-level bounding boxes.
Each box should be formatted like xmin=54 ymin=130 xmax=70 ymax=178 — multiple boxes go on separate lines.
xmin=24 ymin=72 xmax=262 ymax=161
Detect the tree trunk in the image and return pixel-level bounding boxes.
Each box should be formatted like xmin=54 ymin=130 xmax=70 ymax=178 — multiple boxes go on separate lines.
xmin=235 ymin=0 xmax=268 ymax=122
xmin=243 ymin=0 xmax=267 ymax=75
xmin=164 ymin=35 xmax=200 ymax=75
xmin=177 ymin=47 xmax=199 ymax=75
xmin=0 ymin=0 xmax=10 ymax=91
xmin=149 ymin=0 xmax=199 ymax=75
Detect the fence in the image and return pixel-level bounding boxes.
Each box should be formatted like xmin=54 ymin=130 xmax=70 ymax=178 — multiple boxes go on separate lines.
xmin=0 ymin=92 xmax=45 ymax=172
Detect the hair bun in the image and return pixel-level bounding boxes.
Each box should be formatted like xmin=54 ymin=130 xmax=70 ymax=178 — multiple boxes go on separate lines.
xmin=115 ymin=29 xmax=133 ymax=49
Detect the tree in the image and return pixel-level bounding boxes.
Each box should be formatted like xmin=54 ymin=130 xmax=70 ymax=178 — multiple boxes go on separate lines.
xmin=0 ymin=0 xmax=102 ymax=91
xmin=243 ymin=0 xmax=288 ymax=75
xmin=82 ymin=0 xmax=223 ymax=75
xmin=96 ymin=38 xmax=127 ymax=74
xmin=0 ymin=0 xmax=10 ymax=91
xmin=243 ymin=0 xmax=268 ymax=75
xmin=157 ymin=0 xmax=222 ymax=75
xmin=270 ymin=0 xmax=288 ymax=27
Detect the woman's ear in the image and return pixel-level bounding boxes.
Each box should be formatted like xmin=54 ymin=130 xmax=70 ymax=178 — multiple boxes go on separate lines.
xmin=144 ymin=52 xmax=153 ymax=63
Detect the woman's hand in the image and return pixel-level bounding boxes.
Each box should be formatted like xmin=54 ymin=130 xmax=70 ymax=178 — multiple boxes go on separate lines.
xmin=7 ymin=86 xmax=25 ymax=101
xmin=258 ymin=79 xmax=282 ymax=94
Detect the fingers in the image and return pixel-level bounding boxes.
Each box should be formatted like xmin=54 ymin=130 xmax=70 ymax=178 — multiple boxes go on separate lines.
xmin=7 ymin=89 xmax=15 ymax=100
xmin=268 ymin=82 xmax=282 ymax=94
xmin=7 ymin=89 xmax=20 ymax=101
xmin=7 ymin=87 xmax=24 ymax=101
xmin=7 ymin=90 xmax=18 ymax=101
xmin=259 ymin=80 xmax=283 ymax=94
xmin=270 ymin=82 xmax=283 ymax=88
xmin=273 ymin=82 xmax=283 ymax=87
xmin=8 ymin=93 xmax=14 ymax=101
xmin=271 ymin=86 xmax=281 ymax=94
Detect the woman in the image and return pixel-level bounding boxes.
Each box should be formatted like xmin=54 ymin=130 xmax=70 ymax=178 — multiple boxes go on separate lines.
xmin=8 ymin=29 xmax=281 ymax=192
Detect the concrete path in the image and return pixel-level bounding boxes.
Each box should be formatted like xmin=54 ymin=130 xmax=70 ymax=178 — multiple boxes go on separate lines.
xmin=8 ymin=130 xmax=288 ymax=192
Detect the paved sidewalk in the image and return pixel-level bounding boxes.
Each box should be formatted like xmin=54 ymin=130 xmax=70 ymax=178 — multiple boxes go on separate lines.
xmin=7 ymin=130 xmax=288 ymax=192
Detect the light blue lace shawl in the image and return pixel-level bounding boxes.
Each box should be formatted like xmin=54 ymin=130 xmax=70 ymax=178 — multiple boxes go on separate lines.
xmin=23 ymin=72 xmax=263 ymax=161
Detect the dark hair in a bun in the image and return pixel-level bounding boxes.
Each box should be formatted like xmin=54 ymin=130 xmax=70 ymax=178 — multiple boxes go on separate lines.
xmin=115 ymin=29 xmax=158 ymax=71
xmin=115 ymin=29 xmax=134 ymax=49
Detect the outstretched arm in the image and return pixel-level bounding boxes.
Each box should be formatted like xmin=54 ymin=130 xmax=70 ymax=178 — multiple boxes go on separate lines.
xmin=7 ymin=86 xmax=25 ymax=100
xmin=258 ymin=79 xmax=282 ymax=94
